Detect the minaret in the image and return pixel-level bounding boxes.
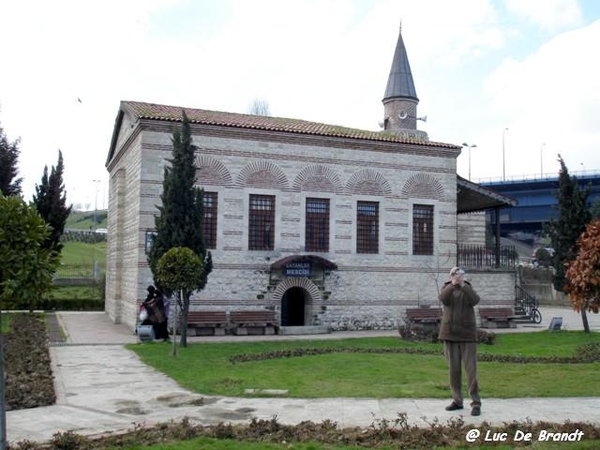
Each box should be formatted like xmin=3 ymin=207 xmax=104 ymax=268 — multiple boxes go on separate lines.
xmin=382 ymin=24 xmax=428 ymax=140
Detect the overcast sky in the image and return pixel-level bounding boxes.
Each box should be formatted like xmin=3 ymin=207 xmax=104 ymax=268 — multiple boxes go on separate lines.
xmin=1 ymin=0 xmax=599 ymax=209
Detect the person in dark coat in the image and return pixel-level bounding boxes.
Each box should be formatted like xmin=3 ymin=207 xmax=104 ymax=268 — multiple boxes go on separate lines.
xmin=438 ymin=267 xmax=481 ymax=416
xmin=143 ymin=285 xmax=169 ymax=341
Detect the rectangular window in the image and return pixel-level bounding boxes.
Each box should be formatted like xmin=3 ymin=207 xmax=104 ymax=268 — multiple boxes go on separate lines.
xmin=357 ymin=201 xmax=379 ymax=254
xmin=305 ymin=198 xmax=330 ymax=252
xmin=249 ymin=194 xmax=275 ymax=250
xmin=413 ymin=204 xmax=434 ymax=255
xmin=202 ymin=192 xmax=218 ymax=249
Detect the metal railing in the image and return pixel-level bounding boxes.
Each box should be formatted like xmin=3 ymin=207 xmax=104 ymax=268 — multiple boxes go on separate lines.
xmin=457 ymin=244 xmax=518 ymax=269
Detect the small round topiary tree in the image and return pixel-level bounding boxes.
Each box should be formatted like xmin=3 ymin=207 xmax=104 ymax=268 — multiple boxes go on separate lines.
xmin=155 ymin=246 xmax=204 ymax=353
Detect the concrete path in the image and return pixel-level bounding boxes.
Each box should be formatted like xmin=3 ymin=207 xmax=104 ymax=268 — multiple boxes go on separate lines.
xmin=5 ymin=307 xmax=600 ymax=445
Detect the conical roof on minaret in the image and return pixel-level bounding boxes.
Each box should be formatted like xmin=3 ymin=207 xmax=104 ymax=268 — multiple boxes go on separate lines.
xmin=383 ymin=28 xmax=418 ymax=102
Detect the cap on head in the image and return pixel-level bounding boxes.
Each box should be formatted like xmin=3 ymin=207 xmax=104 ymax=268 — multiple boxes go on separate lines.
xmin=449 ymin=267 xmax=465 ymax=278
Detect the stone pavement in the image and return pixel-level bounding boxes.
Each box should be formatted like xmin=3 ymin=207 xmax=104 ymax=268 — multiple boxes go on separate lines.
xmin=5 ymin=307 xmax=600 ymax=445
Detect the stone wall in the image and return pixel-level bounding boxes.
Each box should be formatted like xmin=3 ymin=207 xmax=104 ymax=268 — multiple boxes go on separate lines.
xmin=105 ymin=112 xmax=521 ymax=332
xmin=457 ymin=212 xmax=486 ymax=246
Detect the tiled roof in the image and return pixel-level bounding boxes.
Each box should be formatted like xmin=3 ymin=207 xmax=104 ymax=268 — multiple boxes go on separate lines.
xmin=122 ymin=100 xmax=456 ymax=148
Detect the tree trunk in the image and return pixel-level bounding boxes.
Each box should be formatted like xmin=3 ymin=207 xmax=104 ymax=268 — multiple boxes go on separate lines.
xmin=171 ymin=295 xmax=178 ymax=358
xmin=180 ymin=291 xmax=190 ymax=348
xmin=581 ymin=308 xmax=590 ymax=333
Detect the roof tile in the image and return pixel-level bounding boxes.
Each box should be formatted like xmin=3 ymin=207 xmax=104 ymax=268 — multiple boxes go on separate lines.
xmin=122 ymin=100 xmax=456 ymax=148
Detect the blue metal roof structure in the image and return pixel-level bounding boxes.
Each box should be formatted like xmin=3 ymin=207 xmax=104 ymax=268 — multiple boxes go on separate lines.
xmin=480 ymin=172 xmax=600 ymax=236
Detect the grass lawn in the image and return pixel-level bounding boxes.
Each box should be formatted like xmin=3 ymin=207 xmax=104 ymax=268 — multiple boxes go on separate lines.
xmin=103 ymin=435 xmax=600 ymax=450
xmin=0 ymin=314 xmax=11 ymax=333
xmin=130 ymin=331 xmax=600 ymax=399
xmin=58 ymin=241 xmax=106 ymax=268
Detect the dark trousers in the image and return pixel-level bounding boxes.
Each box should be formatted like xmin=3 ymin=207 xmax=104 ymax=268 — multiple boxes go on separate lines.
xmin=443 ymin=341 xmax=481 ymax=407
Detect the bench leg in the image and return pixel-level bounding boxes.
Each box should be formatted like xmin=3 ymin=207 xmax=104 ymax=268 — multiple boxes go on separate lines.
xmin=264 ymin=326 xmax=276 ymax=335
xmin=214 ymin=327 xmax=226 ymax=336
xmin=234 ymin=326 xmax=248 ymax=336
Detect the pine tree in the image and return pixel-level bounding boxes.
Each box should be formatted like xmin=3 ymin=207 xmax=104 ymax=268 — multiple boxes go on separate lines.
xmin=147 ymin=112 xmax=212 ymax=347
xmin=32 ymin=150 xmax=72 ymax=252
xmin=0 ymin=123 xmax=22 ymax=196
xmin=546 ymin=155 xmax=591 ymax=292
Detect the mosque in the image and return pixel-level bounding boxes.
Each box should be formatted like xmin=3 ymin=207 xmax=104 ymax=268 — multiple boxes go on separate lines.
xmin=105 ymin=27 xmax=515 ymax=332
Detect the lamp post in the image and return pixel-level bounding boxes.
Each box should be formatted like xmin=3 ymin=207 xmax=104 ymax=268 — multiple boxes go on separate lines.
xmin=540 ymin=143 xmax=545 ymax=177
xmin=502 ymin=128 xmax=508 ymax=181
xmin=462 ymin=143 xmax=477 ymax=180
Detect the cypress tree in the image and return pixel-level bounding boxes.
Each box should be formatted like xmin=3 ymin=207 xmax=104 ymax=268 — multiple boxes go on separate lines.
xmin=147 ymin=111 xmax=212 ymax=346
xmin=546 ymin=155 xmax=591 ymax=292
xmin=33 ymin=150 xmax=72 ymax=253
xmin=0 ymin=123 xmax=22 ymax=197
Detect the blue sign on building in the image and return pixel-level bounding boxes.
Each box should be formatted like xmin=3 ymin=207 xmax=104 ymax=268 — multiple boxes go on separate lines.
xmin=284 ymin=261 xmax=311 ymax=277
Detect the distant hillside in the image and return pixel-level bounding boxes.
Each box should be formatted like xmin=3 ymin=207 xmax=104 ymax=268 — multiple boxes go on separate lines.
xmin=66 ymin=210 xmax=108 ymax=230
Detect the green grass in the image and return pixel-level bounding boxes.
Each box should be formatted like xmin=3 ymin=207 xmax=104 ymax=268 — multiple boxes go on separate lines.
xmin=104 ymin=435 xmax=600 ymax=450
xmin=59 ymin=241 xmax=106 ymax=268
xmin=46 ymin=285 xmax=103 ymax=301
xmin=1 ymin=314 xmax=11 ymax=333
xmin=66 ymin=210 xmax=107 ymax=230
xmin=130 ymin=332 xmax=600 ymax=399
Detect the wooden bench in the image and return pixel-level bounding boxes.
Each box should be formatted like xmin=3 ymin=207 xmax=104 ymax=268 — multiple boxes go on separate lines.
xmin=230 ymin=310 xmax=278 ymax=335
xmin=184 ymin=311 xmax=227 ymax=336
xmin=405 ymin=307 xmax=443 ymax=330
xmin=479 ymin=307 xmax=517 ymax=329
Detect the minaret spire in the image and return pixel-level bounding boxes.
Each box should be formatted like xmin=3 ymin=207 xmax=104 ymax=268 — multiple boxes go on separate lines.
xmin=381 ymin=23 xmax=427 ymax=140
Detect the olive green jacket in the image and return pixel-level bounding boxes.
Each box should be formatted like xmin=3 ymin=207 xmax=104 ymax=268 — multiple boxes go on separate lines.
xmin=438 ymin=281 xmax=480 ymax=342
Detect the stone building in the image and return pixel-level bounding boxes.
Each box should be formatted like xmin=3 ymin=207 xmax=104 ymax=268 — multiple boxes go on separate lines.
xmin=105 ymin=29 xmax=515 ymax=332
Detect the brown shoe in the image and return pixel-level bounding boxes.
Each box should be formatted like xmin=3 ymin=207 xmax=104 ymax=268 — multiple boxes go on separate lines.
xmin=471 ymin=405 xmax=481 ymax=416
xmin=445 ymin=402 xmax=463 ymax=411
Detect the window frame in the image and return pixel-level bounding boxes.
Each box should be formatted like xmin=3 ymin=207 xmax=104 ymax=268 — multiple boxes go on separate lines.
xmin=356 ymin=200 xmax=379 ymax=254
xmin=202 ymin=191 xmax=218 ymax=249
xmin=412 ymin=203 xmax=434 ymax=255
xmin=305 ymin=197 xmax=330 ymax=252
xmin=248 ymin=194 xmax=276 ymax=251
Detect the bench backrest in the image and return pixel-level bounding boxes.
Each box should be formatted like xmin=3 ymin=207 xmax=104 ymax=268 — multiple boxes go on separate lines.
xmin=479 ymin=307 xmax=513 ymax=318
xmin=186 ymin=311 xmax=227 ymax=323
xmin=406 ymin=308 xmax=442 ymax=319
xmin=230 ymin=310 xmax=276 ymax=323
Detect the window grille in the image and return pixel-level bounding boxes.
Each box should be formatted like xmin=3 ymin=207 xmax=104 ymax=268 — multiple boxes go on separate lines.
xmin=306 ymin=198 xmax=330 ymax=252
xmin=249 ymin=194 xmax=275 ymax=250
xmin=357 ymin=201 xmax=379 ymax=254
xmin=202 ymin=192 xmax=218 ymax=249
xmin=413 ymin=204 xmax=434 ymax=255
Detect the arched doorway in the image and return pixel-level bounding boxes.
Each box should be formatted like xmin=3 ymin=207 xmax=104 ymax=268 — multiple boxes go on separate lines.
xmin=281 ymin=287 xmax=306 ymax=326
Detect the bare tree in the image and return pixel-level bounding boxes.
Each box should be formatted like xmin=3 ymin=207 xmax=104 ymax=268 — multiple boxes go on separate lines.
xmin=249 ymin=97 xmax=271 ymax=116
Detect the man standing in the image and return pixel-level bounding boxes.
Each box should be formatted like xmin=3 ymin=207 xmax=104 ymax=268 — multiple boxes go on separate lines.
xmin=438 ymin=267 xmax=481 ymax=416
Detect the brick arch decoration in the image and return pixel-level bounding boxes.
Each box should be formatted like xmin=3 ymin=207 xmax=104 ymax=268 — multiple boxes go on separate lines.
xmin=292 ymin=165 xmax=344 ymax=193
xmin=346 ymin=169 xmax=392 ymax=196
xmin=236 ymin=160 xmax=289 ymax=190
xmin=401 ymin=173 xmax=445 ymax=199
xmin=194 ymin=155 xmax=233 ymax=186
xmin=271 ymin=277 xmax=322 ymax=305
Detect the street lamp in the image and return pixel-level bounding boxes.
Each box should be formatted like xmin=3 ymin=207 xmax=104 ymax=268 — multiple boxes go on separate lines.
xmin=462 ymin=143 xmax=477 ymax=180
xmin=540 ymin=143 xmax=545 ymax=177
xmin=502 ymin=128 xmax=509 ymax=181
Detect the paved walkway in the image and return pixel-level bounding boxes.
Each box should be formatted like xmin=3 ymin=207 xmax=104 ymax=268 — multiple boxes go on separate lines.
xmin=6 ymin=307 xmax=600 ymax=444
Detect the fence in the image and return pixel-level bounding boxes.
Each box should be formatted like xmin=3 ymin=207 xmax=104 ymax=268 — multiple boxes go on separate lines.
xmin=457 ymin=244 xmax=518 ymax=269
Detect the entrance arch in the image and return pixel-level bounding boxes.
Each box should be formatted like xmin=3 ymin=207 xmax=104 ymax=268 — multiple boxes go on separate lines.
xmin=272 ymin=277 xmax=321 ymax=327
xmin=281 ymin=287 xmax=306 ymax=326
